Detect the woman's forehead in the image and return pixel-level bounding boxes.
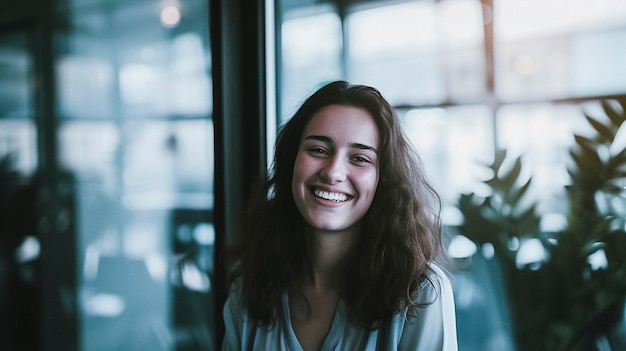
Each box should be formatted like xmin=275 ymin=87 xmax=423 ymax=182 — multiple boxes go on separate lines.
xmin=302 ymin=105 xmax=380 ymax=147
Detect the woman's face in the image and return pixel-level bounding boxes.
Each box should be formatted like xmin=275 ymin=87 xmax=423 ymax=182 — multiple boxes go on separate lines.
xmin=291 ymin=104 xmax=380 ymax=235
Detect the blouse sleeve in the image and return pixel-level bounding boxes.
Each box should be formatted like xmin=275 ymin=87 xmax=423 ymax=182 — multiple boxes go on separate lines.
xmin=398 ymin=264 xmax=458 ymax=351
xmin=222 ymin=291 xmax=244 ymax=351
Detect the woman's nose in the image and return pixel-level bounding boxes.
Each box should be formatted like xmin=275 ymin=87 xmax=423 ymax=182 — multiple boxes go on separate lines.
xmin=320 ymin=156 xmax=347 ymax=183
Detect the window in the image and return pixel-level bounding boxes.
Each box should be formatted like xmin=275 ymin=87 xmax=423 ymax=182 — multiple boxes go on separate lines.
xmin=0 ymin=31 xmax=37 ymax=175
xmin=280 ymin=4 xmax=343 ymax=121
xmin=276 ymin=0 xmax=626 ymax=349
xmin=495 ymin=0 xmax=626 ymax=100
xmin=54 ymin=0 xmax=216 ymax=349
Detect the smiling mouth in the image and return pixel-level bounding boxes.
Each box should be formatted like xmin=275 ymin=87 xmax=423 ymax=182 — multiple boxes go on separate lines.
xmin=313 ymin=188 xmax=353 ymax=202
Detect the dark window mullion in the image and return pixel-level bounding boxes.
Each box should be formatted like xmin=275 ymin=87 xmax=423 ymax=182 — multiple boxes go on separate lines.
xmin=211 ymin=0 xmax=267 ymax=348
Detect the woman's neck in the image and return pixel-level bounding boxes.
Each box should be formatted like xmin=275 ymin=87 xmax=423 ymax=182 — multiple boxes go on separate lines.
xmin=303 ymin=227 xmax=356 ymax=292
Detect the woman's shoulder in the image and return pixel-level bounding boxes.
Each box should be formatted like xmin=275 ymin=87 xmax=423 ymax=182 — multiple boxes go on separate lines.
xmin=425 ymin=262 xmax=453 ymax=285
xmin=414 ymin=262 xmax=454 ymax=304
xmin=392 ymin=262 xmax=458 ymax=350
xmin=224 ymin=278 xmax=247 ymax=315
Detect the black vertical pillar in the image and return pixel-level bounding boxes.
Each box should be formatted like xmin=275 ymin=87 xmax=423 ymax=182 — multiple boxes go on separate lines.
xmin=32 ymin=0 xmax=79 ymax=350
xmin=211 ymin=0 xmax=267 ymax=348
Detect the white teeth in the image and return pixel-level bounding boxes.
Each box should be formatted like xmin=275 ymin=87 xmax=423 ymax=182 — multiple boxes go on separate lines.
xmin=314 ymin=189 xmax=349 ymax=202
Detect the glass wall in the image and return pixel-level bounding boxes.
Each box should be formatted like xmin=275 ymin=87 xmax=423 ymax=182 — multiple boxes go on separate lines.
xmin=0 ymin=27 xmax=40 ymax=351
xmin=279 ymin=0 xmax=493 ymax=212
xmin=277 ymin=0 xmax=626 ymax=350
xmin=0 ymin=31 xmax=37 ymax=175
xmin=280 ymin=4 xmax=343 ymax=121
xmin=278 ymin=0 xmax=626 ymax=217
xmin=54 ymin=0 xmax=215 ymax=349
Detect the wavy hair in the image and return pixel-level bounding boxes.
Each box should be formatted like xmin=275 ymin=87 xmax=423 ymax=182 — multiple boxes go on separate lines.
xmin=227 ymin=80 xmax=443 ymax=328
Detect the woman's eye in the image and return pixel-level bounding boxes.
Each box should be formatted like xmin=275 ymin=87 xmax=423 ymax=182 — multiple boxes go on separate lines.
xmin=307 ymin=147 xmax=328 ymax=155
xmin=352 ymin=156 xmax=371 ymax=164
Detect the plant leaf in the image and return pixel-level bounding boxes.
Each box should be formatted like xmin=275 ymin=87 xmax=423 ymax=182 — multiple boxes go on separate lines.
xmin=499 ymin=157 xmax=523 ymax=189
xmin=605 ymin=148 xmax=626 ymax=178
xmin=505 ymin=178 xmax=532 ymax=205
xmin=585 ymin=113 xmax=615 ymax=143
xmin=571 ymin=144 xmax=602 ymax=171
xmin=574 ymin=134 xmax=598 ymax=150
xmin=492 ymin=149 xmax=507 ymax=174
xmin=518 ymin=204 xmax=540 ymax=234
xmin=457 ymin=193 xmax=506 ymax=245
xmin=485 ymin=176 xmax=501 ymax=190
xmin=601 ymin=100 xmax=626 ymax=127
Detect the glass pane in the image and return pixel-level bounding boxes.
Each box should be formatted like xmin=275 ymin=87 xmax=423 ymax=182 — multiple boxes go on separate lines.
xmin=440 ymin=0 xmax=487 ymax=102
xmin=569 ymin=28 xmax=626 ymax=96
xmin=0 ymin=32 xmax=33 ymax=119
xmin=57 ymin=1 xmax=212 ymax=120
xmin=347 ymin=1 xmax=444 ymax=105
xmin=347 ymin=0 xmax=485 ymax=105
xmin=399 ymin=105 xmax=494 ymax=221
xmin=0 ymin=120 xmax=37 ymax=175
xmin=58 ymin=121 xmax=119 ymax=186
xmin=496 ymin=103 xmax=588 ymax=226
xmin=495 ymin=0 xmax=626 ymax=99
xmin=55 ymin=0 xmax=214 ymax=349
xmin=275 ymin=1 xmax=626 ymax=351
xmin=118 ymin=32 xmax=212 ymax=119
xmin=439 ymin=0 xmax=485 ymax=49
xmin=0 ymin=31 xmax=37 ymax=175
xmin=121 ymin=120 xmax=214 ymax=208
xmin=280 ymin=6 xmax=342 ymax=120
xmin=57 ymin=52 xmax=116 ymax=120
xmin=444 ymin=47 xmax=487 ymax=102
xmin=497 ymin=100 xmax=626 ymax=232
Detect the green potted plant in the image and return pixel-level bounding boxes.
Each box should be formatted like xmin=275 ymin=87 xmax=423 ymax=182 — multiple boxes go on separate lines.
xmin=456 ymin=99 xmax=626 ymax=351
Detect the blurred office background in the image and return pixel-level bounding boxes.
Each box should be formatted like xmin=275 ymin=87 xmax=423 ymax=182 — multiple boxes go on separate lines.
xmin=1 ymin=0 xmax=625 ymax=350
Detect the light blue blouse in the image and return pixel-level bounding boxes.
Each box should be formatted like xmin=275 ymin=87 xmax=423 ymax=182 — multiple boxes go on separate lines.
xmin=222 ymin=264 xmax=458 ymax=351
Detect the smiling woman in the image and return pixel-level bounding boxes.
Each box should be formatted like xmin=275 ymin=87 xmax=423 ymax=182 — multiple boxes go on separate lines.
xmin=223 ymin=81 xmax=458 ymax=351
xmin=291 ymin=105 xmax=380 ymax=235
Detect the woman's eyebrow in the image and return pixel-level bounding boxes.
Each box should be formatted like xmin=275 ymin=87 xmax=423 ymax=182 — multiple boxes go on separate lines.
xmin=304 ymin=135 xmax=377 ymax=154
xmin=351 ymin=143 xmax=378 ymax=154
xmin=303 ymin=135 xmax=332 ymax=143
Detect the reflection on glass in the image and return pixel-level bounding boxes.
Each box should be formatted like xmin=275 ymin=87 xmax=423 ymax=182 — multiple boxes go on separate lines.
xmin=161 ymin=5 xmax=182 ymax=28
xmin=58 ymin=121 xmax=119 ymax=186
xmin=118 ymin=32 xmax=212 ymax=118
xmin=444 ymin=48 xmax=487 ymax=102
xmin=121 ymin=120 xmax=214 ymax=209
xmin=277 ymin=1 xmax=626 ymax=350
xmin=0 ymin=32 xmax=33 ymax=119
xmin=0 ymin=32 xmax=37 ymax=175
xmin=497 ymin=103 xmax=588 ymax=217
xmin=399 ymin=105 xmax=493 ymax=213
xmin=348 ymin=2 xmax=438 ymax=54
xmin=0 ymin=120 xmax=37 ymax=175
xmin=495 ymin=38 xmax=570 ymax=100
xmin=570 ymin=28 xmax=626 ymax=96
xmin=439 ymin=0 xmax=485 ymax=48
xmin=495 ymin=0 xmax=626 ymax=99
xmin=55 ymin=0 xmax=214 ymax=349
xmin=281 ymin=6 xmax=342 ymax=120
xmin=347 ymin=1 xmax=444 ymax=105
xmin=495 ymin=0 xmax=626 ymax=41
xmin=60 ymin=119 xmax=214 ymax=349
xmin=347 ymin=0 xmax=485 ymax=105
xmin=58 ymin=57 xmax=115 ymax=119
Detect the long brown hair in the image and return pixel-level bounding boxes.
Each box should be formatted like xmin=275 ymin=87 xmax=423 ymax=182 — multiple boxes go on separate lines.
xmin=227 ymin=80 xmax=443 ymax=328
